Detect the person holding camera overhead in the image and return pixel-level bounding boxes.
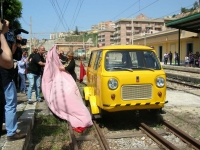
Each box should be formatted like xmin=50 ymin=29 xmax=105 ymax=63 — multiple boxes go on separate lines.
xmin=0 ymin=20 xmax=26 ymax=140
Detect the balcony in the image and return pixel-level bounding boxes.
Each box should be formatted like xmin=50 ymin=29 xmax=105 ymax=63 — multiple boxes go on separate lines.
xmin=145 ymin=25 xmax=153 ymax=28
xmin=114 ymin=24 xmax=120 ymax=28
xmin=134 ymin=24 xmax=141 ymax=27
xmin=126 ymin=30 xmax=132 ymax=33
xmin=126 ymin=24 xmax=131 ymax=27
xmin=155 ymin=25 xmax=162 ymax=28
xmin=114 ymin=36 xmax=120 ymax=40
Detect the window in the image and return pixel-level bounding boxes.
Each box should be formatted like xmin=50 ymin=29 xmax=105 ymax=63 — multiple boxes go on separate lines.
xmin=105 ymin=50 xmax=161 ymax=71
xmin=88 ymin=52 xmax=94 ymax=67
xmin=93 ymin=51 xmax=102 ymax=70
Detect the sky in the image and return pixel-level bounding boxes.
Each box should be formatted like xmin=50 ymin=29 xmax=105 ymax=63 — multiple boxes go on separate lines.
xmin=18 ymin=0 xmax=198 ymax=40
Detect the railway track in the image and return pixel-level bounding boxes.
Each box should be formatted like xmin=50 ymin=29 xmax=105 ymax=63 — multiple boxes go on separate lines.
xmin=67 ymin=80 xmax=200 ymax=150
xmin=68 ymin=120 xmax=110 ymax=150
xmin=68 ymin=118 xmax=200 ymax=150
xmin=167 ymin=78 xmax=200 ymax=89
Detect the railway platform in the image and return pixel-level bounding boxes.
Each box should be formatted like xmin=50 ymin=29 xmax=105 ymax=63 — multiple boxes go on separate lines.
xmin=161 ymin=62 xmax=200 ymax=83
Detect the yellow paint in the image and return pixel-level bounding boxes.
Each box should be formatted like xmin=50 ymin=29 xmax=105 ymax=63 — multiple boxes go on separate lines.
xmin=85 ymin=45 xmax=166 ymax=114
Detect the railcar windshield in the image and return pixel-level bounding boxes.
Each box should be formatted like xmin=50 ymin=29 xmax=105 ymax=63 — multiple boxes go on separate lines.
xmin=105 ymin=50 xmax=161 ymax=71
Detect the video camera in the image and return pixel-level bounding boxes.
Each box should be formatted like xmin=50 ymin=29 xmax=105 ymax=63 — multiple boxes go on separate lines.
xmin=5 ymin=28 xmax=29 ymax=46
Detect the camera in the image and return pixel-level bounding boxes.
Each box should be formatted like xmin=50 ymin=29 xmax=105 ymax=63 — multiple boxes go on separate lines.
xmin=5 ymin=28 xmax=29 ymax=46
xmin=5 ymin=28 xmax=29 ymax=61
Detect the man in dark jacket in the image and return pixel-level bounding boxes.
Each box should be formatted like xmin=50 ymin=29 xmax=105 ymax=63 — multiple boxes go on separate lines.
xmin=168 ymin=51 xmax=173 ymax=65
xmin=27 ymin=46 xmax=46 ymax=104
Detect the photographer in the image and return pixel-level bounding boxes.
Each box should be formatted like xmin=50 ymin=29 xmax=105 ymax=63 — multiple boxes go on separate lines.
xmin=0 ymin=20 xmax=13 ymax=137
xmin=0 ymin=22 xmax=27 ymax=140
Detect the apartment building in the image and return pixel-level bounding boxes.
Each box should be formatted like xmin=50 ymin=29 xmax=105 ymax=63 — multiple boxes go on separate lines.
xmin=98 ymin=29 xmax=115 ymax=46
xmin=98 ymin=21 xmax=115 ymax=30
xmin=114 ymin=14 xmax=166 ymax=45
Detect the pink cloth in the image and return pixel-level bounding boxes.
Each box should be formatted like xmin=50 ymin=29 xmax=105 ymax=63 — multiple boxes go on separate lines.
xmin=42 ymin=45 xmax=93 ymax=129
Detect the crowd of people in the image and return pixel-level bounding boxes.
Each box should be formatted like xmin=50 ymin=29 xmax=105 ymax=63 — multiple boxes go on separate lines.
xmin=163 ymin=51 xmax=200 ymax=67
xmin=163 ymin=51 xmax=179 ymax=65
xmin=185 ymin=51 xmax=200 ymax=67
xmin=0 ymin=21 xmax=78 ymax=140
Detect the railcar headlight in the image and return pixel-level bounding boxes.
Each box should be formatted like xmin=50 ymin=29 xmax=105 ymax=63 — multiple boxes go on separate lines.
xmin=156 ymin=77 xmax=165 ymax=88
xmin=108 ymin=78 xmax=118 ymax=90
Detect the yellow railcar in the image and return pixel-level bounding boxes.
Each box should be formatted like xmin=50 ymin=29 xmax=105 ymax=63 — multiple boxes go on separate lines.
xmin=83 ymin=45 xmax=167 ymax=118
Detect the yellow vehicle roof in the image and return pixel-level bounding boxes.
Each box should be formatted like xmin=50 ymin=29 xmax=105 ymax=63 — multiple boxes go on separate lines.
xmin=91 ymin=45 xmax=153 ymax=51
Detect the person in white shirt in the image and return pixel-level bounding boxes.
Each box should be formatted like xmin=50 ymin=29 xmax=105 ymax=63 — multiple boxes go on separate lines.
xmin=17 ymin=50 xmax=28 ymax=93
xmin=163 ymin=53 xmax=168 ymax=65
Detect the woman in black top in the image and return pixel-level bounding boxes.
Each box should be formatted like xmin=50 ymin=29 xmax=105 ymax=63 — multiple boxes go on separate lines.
xmin=59 ymin=51 xmax=77 ymax=81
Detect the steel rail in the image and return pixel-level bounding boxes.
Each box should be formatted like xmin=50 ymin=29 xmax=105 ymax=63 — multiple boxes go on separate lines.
xmin=68 ymin=123 xmax=79 ymax=150
xmin=163 ymin=120 xmax=200 ymax=150
xmin=167 ymin=78 xmax=200 ymax=89
xmin=93 ymin=121 xmax=110 ymax=150
xmin=140 ymin=122 xmax=179 ymax=150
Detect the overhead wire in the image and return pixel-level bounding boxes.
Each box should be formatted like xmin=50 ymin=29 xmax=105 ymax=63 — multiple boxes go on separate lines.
xmin=49 ymin=0 xmax=68 ymax=32
xmin=54 ymin=0 xmax=70 ymax=31
xmin=127 ymin=0 xmax=159 ymax=18
xmin=71 ymin=0 xmax=85 ymax=30
xmin=112 ymin=0 xmax=140 ymax=21
xmin=54 ymin=0 xmax=67 ymax=32
xmin=21 ymin=17 xmax=29 ymax=26
xmin=54 ymin=0 xmax=70 ymax=32
xmin=69 ymin=0 xmax=81 ymax=29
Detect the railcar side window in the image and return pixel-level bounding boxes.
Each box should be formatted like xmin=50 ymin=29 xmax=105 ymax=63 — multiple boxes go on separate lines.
xmin=88 ymin=52 xmax=94 ymax=67
xmin=93 ymin=51 xmax=102 ymax=70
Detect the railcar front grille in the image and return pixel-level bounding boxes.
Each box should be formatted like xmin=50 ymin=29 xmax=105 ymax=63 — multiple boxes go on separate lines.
xmin=121 ymin=84 xmax=152 ymax=100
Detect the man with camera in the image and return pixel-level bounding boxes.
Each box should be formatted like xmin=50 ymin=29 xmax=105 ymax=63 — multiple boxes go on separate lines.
xmin=0 ymin=20 xmax=13 ymax=138
xmin=0 ymin=20 xmax=27 ymax=140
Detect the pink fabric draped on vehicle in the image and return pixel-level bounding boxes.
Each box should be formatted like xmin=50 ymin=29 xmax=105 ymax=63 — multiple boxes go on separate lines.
xmin=42 ymin=45 xmax=93 ymax=132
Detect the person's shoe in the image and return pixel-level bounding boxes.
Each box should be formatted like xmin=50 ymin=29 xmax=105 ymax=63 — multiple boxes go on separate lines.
xmin=37 ymin=98 xmax=43 ymax=102
xmin=28 ymin=99 xmax=33 ymax=104
xmin=7 ymin=133 xmax=27 ymax=141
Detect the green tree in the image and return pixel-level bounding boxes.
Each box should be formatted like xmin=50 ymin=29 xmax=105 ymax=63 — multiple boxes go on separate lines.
xmin=2 ymin=0 xmax=22 ymax=29
xmin=181 ymin=7 xmax=188 ymax=13
xmin=74 ymin=26 xmax=79 ymax=35
xmin=193 ymin=1 xmax=199 ymax=10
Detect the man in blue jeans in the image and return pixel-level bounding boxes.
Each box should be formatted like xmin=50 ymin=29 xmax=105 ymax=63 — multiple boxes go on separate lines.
xmin=27 ymin=46 xmax=46 ymax=104
xmin=0 ymin=20 xmax=14 ymax=138
xmin=0 ymin=20 xmax=26 ymax=140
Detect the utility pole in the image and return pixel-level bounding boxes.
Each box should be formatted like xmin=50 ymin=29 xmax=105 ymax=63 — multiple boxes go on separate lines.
xmin=29 ymin=17 xmax=32 ymax=54
xmin=82 ymin=33 xmax=85 ymax=49
xmin=131 ymin=15 xmax=134 ymax=45
xmin=96 ymin=34 xmax=97 ymax=47
xmin=144 ymin=33 xmax=146 ymax=45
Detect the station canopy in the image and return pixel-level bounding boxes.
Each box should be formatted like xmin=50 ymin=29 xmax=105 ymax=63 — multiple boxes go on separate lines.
xmin=166 ymin=12 xmax=200 ymax=33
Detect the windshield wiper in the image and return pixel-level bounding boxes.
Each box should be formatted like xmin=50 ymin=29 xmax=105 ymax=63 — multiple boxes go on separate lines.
xmin=133 ymin=66 xmax=155 ymax=71
xmin=107 ymin=67 xmax=133 ymax=72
